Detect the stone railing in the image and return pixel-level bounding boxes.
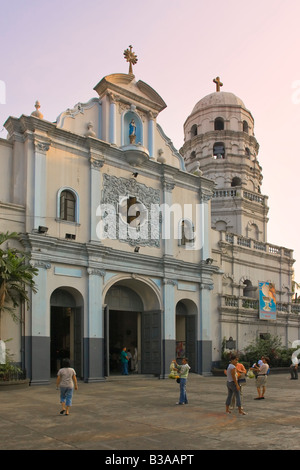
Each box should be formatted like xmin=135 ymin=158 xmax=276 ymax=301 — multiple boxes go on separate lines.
xmin=221 ymin=295 xmax=300 ymax=315
xmin=213 ymin=187 xmax=267 ymax=206
xmin=219 ymin=232 xmax=293 ymax=259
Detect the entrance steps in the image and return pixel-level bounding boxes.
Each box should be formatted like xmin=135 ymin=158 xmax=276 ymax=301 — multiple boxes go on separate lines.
xmin=105 ymin=374 xmax=156 ymax=381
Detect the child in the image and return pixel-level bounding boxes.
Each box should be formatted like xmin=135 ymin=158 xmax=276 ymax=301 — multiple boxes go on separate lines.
xmin=169 ymin=359 xmax=179 ymax=379
xmin=56 ymin=358 xmax=78 ymax=416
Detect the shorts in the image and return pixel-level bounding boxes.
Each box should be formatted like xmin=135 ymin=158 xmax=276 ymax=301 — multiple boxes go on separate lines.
xmin=60 ymin=387 xmax=74 ymax=407
xmin=256 ymin=376 xmax=267 ymax=387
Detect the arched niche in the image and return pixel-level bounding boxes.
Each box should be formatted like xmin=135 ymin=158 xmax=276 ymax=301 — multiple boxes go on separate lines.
xmin=123 ymin=111 xmax=143 ymax=146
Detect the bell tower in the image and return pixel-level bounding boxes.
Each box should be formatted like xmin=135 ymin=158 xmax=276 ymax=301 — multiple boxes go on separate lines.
xmin=181 ymin=78 xmax=269 ymax=242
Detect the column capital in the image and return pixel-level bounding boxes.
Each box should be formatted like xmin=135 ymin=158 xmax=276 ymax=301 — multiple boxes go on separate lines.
xmin=30 ymin=260 xmax=51 ymax=270
xmin=161 ymin=177 xmax=175 ymax=192
xmin=90 ymin=157 xmax=104 ymax=170
xmin=34 ymin=139 xmax=51 ymax=153
xmin=87 ymin=268 xmax=106 ymax=277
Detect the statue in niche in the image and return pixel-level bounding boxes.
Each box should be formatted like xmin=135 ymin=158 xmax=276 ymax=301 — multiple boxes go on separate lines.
xmin=129 ymin=119 xmax=136 ymax=144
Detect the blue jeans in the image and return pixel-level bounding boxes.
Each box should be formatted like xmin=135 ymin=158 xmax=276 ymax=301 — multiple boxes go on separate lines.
xmin=179 ymin=378 xmax=188 ymax=404
xmin=226 ymin=381 xmax=241 ymax=408
xmin=60 ymin=387 xmax=74 ymax=407
xmin=122 ymin=362 xmax=128 ymax=375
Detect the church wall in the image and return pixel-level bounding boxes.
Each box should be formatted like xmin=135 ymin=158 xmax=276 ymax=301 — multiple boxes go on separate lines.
xmin=0 ymin=139 xmax=12 ymax=202
xmin=210 ymin=226 xmax=297 ymax=357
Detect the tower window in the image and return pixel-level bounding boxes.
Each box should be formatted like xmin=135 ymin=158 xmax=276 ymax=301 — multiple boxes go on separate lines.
xmin=231 ymin=177 xmax=242 ymax=187
xmin=214 ymin=117 xmax=224 ymax=131
xmin=213 ymin=142 xmax=225 ymax=159
xmin=243 ymin=120 xmax=249 ymax=133
xmin=243 ymin=280 xmax=253 ymax=298
xmin=191 ymin=124 xmax=197 ymax=137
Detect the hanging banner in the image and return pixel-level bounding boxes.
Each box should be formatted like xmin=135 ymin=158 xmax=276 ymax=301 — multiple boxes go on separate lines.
xmin=258 ymin=281 xmax=276 ymax=320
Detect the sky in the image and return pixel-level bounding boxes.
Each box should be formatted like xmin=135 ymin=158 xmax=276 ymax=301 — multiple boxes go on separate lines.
xmin=0 ymin=0 xmax=299 ymax=285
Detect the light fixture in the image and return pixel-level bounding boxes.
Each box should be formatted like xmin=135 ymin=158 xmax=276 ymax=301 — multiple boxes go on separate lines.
xmin=134 ymin=246 xmax=140 ymax=253
xmin=38 ymin=226 xmax=48 ymax=234
xmin=205 ymin=257 xmax=213 ymax=265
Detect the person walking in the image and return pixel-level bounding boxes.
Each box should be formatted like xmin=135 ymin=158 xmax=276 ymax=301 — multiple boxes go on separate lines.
xmin=253 ymin=356 xmax=270 ymax=399
xmin=225 ymin=355 xmax=246 ymax=415
xmin=290 ymin=358 xmax=298 ymax=380
xmin=175 ymin=358 xmax=190 ymax=405
xmin=120 ymin=347 xmax=129 ymax=375
xmin=56 ymin=358 xmax=78 ymax=416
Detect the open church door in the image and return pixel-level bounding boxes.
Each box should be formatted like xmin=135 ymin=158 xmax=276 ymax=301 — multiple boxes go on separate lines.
xmin=186 ymin=315 xmax=196 ymax=371
xmin=103 ymin=305 xmax=109 ymax=377
xmin=141 ymin=310 xmax=161 ymax=375
xmin=74 ymin=307 xmax=82 ymax=377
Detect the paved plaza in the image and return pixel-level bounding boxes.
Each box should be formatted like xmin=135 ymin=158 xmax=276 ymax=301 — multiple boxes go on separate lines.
xmin=0 ymin=372 xmax=299 ymax=453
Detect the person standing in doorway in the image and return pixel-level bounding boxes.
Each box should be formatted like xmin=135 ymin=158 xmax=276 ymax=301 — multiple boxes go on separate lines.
xmin=127 ymin=349 xmax=132 ymax=372
xmin=56 ymin=358 xmax=78 ymax=416
xmin=120 ymin=347 xmax=129 ymax=375
xmin=175 ymin=357 xmax=190 ymax=405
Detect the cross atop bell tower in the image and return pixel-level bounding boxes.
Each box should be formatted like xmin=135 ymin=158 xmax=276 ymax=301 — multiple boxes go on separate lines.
xmin=213 ymin=76 xmax=223 ymax=92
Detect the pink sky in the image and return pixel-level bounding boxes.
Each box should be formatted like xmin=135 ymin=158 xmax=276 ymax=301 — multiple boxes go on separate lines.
xmin=1 ymin=0 xmax=299 ymax=285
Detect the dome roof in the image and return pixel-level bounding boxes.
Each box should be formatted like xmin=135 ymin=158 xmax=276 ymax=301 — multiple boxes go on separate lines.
xmin=192 ymin=91 xmax=246 ymax=114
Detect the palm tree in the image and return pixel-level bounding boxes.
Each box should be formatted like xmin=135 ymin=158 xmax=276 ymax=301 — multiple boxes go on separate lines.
xmin=0 ymin=232 xmax=38 ymax=335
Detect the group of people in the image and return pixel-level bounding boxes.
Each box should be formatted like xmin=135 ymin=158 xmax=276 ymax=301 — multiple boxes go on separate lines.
xmin=225 ymin=355 xmax=270 ymax=415
xmin=120 ymin=347 xmax=138 ymax=375
xmin=55 ymin=352 xmax=272 ymax=416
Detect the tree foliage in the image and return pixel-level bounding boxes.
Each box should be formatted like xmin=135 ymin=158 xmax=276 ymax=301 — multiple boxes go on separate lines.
xmin=221 ymin=334 xmax=296 ymax=368
xmin=0 ymin=232 xmax=38 ymax=324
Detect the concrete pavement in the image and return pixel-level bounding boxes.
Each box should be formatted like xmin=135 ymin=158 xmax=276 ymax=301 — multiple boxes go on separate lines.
xmin=0 ymin=372 xmax=299 ymax=452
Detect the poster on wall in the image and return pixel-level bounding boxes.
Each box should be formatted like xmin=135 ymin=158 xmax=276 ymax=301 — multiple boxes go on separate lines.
xmin=258 ymin=281 xmax=276 ymax=320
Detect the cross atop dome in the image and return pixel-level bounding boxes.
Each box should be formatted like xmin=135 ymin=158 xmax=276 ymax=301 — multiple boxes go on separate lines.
xmin=213 ymin=76 xmax=223 ymax=92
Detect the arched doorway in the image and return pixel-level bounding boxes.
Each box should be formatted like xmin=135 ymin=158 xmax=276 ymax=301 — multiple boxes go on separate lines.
xmin=50 ymin=287 xmax=83 ymax=377
xmin=104 ymin=279 xmax=161 ymax=376
xmin=176 ymin=300 xmax=197 ymax=371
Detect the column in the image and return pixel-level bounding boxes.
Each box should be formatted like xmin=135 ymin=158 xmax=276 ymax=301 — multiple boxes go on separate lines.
xmin=108 ymin=92 xmax=117 ymax=145
xmin=148 ymin=111 xmax=156 ymax=158
xmin=27 ymin=261 xmax=51 ymax=385
xmin=162 ymin=279 xmax=177 ymax=376
xmin=89 ymin=155 xmax=104 ymax=242
xmin=85 ymin=268 xmax=105 ymax=382
xmin=33 ymin=140 xmax=50 ymax=230
xmin=197 ymin=189 xmax=214 ymax=374
xmin=198 ymin=283 xmax=213 ymax=374
xmin=161 ymin=176 xmax=175 ymax=257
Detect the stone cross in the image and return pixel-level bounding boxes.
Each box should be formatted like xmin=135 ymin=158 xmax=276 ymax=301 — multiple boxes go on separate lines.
xmin=213 ymin=76 xmax=223 ymax=92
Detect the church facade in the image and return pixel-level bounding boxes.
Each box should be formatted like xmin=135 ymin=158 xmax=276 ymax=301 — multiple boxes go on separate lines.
xmin=0 ymin=50 xmax=298 ymax=384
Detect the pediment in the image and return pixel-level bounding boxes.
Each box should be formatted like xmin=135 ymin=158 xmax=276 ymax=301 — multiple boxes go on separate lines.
xmin=94 ymin=73 xmax=166 ymax=113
